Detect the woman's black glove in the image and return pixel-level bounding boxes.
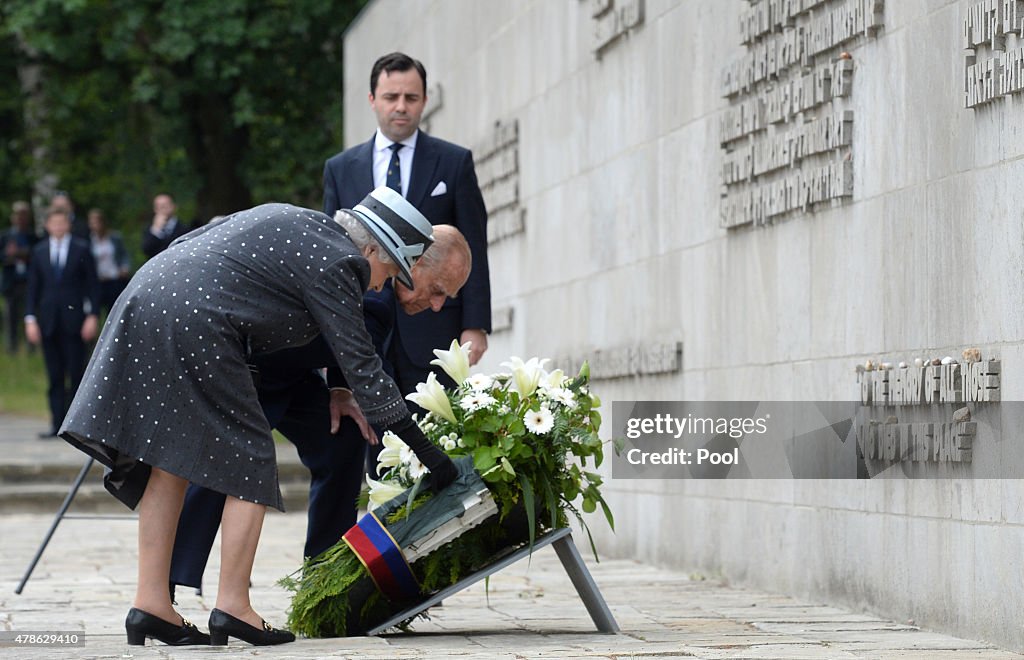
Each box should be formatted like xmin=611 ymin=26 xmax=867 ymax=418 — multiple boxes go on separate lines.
xmin=388 ymin=417 xmax=458 ymax=491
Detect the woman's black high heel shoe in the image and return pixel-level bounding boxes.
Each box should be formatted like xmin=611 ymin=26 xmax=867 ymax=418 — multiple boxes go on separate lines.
xmin=125 ymin=607 xmax=211 ymax=645
xmin=208 ymin=608 xmax=295 ymax=646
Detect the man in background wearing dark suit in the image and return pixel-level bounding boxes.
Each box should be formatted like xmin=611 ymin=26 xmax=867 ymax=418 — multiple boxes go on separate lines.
xmin=323 ymin=52 xmax=491 ymax=394
xmin=49 ymin=192 xmax=89 ymax=239
xmin=142 ymin=193 xmax=189 ymax=259
xmin=1 ymin=201 xmax=40 ymax=353
xmin=24 ymin=209 xmax=100 ymax=437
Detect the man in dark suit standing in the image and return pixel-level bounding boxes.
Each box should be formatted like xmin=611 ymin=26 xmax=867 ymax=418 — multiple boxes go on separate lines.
xmin=49 ymin=192 xmax=89 ymax=239
xmin=323 ymin=52 xmax=491 ymax=393
xmin=24 ymin=209 xmax=100 ymax=437
xmin=142 ymin=193 xmax=189 ymax=259
xmin=1 ymin=201 xmax=40 ymax=353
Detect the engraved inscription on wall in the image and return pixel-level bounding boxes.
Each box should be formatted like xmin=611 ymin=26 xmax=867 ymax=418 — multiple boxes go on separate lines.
xmin=558 ymin=340 xmax=682 ymax=382
xmin=963 ymin=1 xmax=1024 ymax=108
xmin=720 ymin=0 xmax=884 ymax=229
xmin=855 ymin=357 xmax=1000 ymax=464
xmin=589 ymin=0 xmax=644 ymax=56
xmin=474 ymin=119 xmax=524 ymax=244
xmin=491 ymin=305 xmax=514 ymax=334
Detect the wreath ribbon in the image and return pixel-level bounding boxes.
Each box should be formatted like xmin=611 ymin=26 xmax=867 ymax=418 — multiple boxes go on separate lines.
xmin=342 ymin=512 xmax=419 ymax=602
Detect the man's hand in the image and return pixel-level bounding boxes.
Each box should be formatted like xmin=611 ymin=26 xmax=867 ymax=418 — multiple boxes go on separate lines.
xmin=460 ymin=328 xmax=488 ymax=366
xmin=24 ymin=319 xmax=40 ymax=346
xmin=81 ymin=315 xmax=98 ymax=342
xmin=330 ymin=388 xmax=378 ymax=444
xmin=150 ymin=214 xmax=169 ymax=235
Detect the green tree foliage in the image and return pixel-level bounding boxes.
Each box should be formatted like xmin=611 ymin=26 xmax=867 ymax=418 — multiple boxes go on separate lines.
xmin=0 ymin=34 xmax=32 ymax=208
xmin=0 ymin=0 xmax=366 ymax=228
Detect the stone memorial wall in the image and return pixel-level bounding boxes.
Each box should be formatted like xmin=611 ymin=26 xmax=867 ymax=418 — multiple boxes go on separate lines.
xmin=343 ymin=0 xmax=1024 ymax=649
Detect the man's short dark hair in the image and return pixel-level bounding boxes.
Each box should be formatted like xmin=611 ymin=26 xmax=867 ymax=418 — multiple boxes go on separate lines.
xmin=370 ymin=52 xmax=427 ymax=96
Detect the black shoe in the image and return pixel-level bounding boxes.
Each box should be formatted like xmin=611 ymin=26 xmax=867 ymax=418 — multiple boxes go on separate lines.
xmin=125 ymin=607 xmax=211 ymax=646
xmin=208 ymin=608 xmax=295 ymax=646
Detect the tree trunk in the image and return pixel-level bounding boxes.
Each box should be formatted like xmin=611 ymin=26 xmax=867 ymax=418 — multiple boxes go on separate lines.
xmin=186 ymin=91 xmax=251 ymax=223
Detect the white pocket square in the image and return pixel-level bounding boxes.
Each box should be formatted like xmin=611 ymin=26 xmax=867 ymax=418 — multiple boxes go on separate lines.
xmin=430 ymin=181 xmax=447 ymax=197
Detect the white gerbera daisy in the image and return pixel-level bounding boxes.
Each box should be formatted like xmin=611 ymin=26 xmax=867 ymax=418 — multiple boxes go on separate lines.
xmin=407 ymin=455 xmax=429 ymax=480
xmin=523 ymin=405 xmax=555 ymax=434
xmin=459 ymin=392 xmax=497 ymax=412
xmin=399 ymin=443 xmax=416 ymax=467
xmin=544 ymin=387 xmax=576 ymax=408
xmin=466 ymin=373 xmax=494 ymax=391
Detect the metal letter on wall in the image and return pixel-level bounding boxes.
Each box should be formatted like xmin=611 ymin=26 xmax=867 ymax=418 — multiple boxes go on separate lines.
xmin=475 ymin=118 xmax=525 ymax=244
xmin=584 ymin=0 xmax=645 ymax=58
xmin=963 ymin=0 xmax=1024 ymax=108
xmin=720 ymin=0 xmax=884 ymax=229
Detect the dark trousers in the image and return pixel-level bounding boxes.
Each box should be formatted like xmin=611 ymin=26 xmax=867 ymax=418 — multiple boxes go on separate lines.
xmin=41 ymin=328 xmax=86 ymax=432
xmin=98 ymin=278 xmax=128 ymax=318
xmin=3 ymin=286 xmax=26 ymax=353
xmin=169 ymin=370 xmax=367 ymax=589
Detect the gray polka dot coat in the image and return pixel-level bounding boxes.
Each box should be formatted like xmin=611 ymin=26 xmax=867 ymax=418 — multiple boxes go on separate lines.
xmin=60 ymin=203 xmax=408 ymax=511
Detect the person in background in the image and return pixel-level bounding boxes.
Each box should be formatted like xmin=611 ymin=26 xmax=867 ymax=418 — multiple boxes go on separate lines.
xmin=322 ymin=52 xmax=492 ymax=394
xmin=87 ymin=208 xmax=132 ymax=318
xmin=50 ymin=191 xmax=88 ymax=239
xmin=142 ymin=193 xmax=188 ymax=259
xmin=0 ymin=201 xmax=40 ymax=353
xmin=24 ymin=208 xmax=100 ymax=437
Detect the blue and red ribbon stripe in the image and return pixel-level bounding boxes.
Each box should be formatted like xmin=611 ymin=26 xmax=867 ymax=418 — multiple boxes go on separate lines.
xmin=343 ymin=512 xmax=419 ymax=602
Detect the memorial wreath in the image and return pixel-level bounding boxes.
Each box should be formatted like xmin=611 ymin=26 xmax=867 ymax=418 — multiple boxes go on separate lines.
xmin=280 ymin=341 xmax=613 ymax=636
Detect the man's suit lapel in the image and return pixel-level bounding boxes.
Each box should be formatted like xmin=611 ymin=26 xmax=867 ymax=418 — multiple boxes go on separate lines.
xmin=348 ymin=138 xmax=376 ymax=206
xmin=407 ymin=132 xmax=440 ymax=209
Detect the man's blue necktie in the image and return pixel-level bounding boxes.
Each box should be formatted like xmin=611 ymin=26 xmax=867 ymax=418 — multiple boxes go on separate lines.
xmin=386 ymin=143 xmax=403 ymax=194
xmin=51 ymin=245 xmax=63 ymax=280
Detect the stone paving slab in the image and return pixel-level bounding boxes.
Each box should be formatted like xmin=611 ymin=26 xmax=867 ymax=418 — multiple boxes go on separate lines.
xmin=1 ymin=512 xmax=1021 ymax=659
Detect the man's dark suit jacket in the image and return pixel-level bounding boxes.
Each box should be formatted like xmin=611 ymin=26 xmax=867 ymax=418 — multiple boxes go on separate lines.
xmin=141 ymin=218 xmax=189 ymax=259
xmin=322 ymin=131 xmax=491 ymax=373
xmin=25 ymin=237 xmax=100 ymax=337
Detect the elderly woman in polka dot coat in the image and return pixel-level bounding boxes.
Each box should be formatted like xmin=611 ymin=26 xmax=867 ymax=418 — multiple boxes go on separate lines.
xmin=60 ymin=188 xmax=460 ymax=647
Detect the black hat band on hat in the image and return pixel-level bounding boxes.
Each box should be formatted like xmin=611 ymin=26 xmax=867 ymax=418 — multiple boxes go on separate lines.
xmin=359 ymin=196 xmax=430 ymax=264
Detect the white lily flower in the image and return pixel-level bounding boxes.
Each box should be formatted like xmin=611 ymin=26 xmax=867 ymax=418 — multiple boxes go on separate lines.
xmin=406 ymin=372 xmax=457 ymax=423
xmin=375 ymin=431 xmax=407 ymax=475
xmin=524 ymin=405 xmax=555 ymax=434
xmin=430 ymin=339 xmax=472 ymax=385
xmin=543 ymin=368 xmax=568 ymax=389
xmin=366 ymin=476 xmax=406 ymax=510
xmin=502 ymin=356 xmax=550 ymax=398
